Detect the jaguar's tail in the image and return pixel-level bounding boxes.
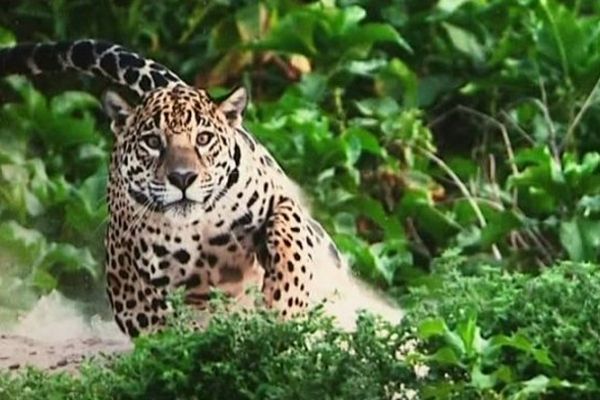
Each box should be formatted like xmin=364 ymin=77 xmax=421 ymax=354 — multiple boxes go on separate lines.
xmin=0 ymin=39 xmax=184 ymax=96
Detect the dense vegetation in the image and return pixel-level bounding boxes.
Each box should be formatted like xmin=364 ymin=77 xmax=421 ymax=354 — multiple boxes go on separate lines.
xmin=1 ymin=0 xmax=600 ymax=398
xmin=2 ymin=263 xmax=599 ymax=399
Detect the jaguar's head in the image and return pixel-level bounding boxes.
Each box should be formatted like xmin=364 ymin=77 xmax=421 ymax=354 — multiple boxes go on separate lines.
xmin=103 ymin=84 xmax=247 ymax=218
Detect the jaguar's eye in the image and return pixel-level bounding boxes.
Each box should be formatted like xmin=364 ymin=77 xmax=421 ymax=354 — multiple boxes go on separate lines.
xmin=142 ymin=134 xmax=162 ymax=150
xmin=196 ymin=131 xmax=213 ymax=147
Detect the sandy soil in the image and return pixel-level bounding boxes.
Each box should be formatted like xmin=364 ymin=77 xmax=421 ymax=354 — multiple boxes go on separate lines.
xmin=0 ymin=292 xmax=131 ymax=374
xmin=0 ymin=333 xmax=131 ymax=374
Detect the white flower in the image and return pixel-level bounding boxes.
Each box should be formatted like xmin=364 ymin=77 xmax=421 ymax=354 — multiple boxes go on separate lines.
xmin=376 ymin=328 xmax=390 ymax=339
xmin=390 ymin=383 xmax=420 ymax=400
xmin=413 ymin=363 xmax=430 ymax=379
xmin=395 ymin=338 xmax=419 ymax=360
xmin=403 ymin=388 xmax=419 ymax=400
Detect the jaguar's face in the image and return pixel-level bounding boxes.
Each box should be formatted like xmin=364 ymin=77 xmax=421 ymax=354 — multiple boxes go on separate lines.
xmin=103 ymin=84 xmax=247 ymax=218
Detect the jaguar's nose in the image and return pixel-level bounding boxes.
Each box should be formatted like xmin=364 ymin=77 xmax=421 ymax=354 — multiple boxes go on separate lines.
xmin=167 ymin=170 xmax=198 ymax=190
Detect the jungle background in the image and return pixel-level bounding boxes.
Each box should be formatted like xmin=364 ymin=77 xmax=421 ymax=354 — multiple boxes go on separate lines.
xmin=1 ymin=0 xmax=600 ymax=398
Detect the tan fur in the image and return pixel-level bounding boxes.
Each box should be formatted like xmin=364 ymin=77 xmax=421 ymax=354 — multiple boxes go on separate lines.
xmin=102 ymin=85 xmax=400 ymax=336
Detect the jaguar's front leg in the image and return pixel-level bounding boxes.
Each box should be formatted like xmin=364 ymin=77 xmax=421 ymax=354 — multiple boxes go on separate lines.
xmin=262 ymin=197 xmax=316 ymax=318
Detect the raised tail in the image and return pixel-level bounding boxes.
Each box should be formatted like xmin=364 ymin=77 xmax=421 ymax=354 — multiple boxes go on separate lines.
xmin=0 ymin=39 xmax=184 ymax=96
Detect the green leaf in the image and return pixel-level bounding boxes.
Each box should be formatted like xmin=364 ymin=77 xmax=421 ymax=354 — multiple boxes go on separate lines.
xmin=341 ymin=133 xmax=362 ymax=166
xmin=344 ymin=127 xmax=385 ymax=157
xmin=560 ymin=217 xmax=600 ymax=262
xmin=442 ymin=22 xmax=485 ymax=64
xmin=428 ymin=346 xmax=460 ymax=365
xmin=480 ymin=210 xmax=522 ymax=247
xmin=3 ymin=76 xmax=47 ymax=118
xmin=493 ymin=365 xmax=515 ymax=384
xmin=296 ymin=73 xmax=328 ymax=102
xmin=376 ymin=58 xmax=419 ymax=107
xmin=417 ymin=74 xmax=458 ymax=107
xmin=577 ymin=195 xmax=600 ymax=214
xmin=470 ymin=365 xmax=496 ymax=390
xmin=42 ymin=113 xmax=99 ymax=148
xmin=518 ymin=374 xmax=551 ymax=395
xmin=437 ymin=0 xmax=470 ymax=14
xmin=234 ymin=2 xmax=261 ymax=42
xmin=509 ymin=147 xmax=566 ymax=211
xmin=400 ymin=190 xmax=461 ymax=244
xmin=31 ymin=269 xmax=58 ymax=292
xmin=354 ymin=195 xmax=403 ymax=238
xmin=563 ymin=152 xmax=600 ymax=192
xmin=330 ymin=5 xmax=366 ymax=33
xmin=354 ymin=97 xmax=400 ymax=118
xmin=50 ymin=91 xmax=99 ymax=116
xmin=39 ymin=243 xmax=98 ymax=279
xmin=0 ymin=221 xmax=47 ymax=269
xmin=515 ymin=375 xmax=573 ymax=396
xmin=443 ymin=328 xmax=466 ymax=356
xmin=537 ymin=0 xmax=585 ymax=78
xmin=333 ymin=233 xmax=376 ymax=277
xmin=491 ymin=334 xmax=554 ymax=366
xmin=456 ymin=314 xmax=486 ymax=356
xmin=0 ymin=26 xmax=16 ymax=46
xmin=369 ymin=239 xmax=411 ymax=285
xmin=417 ymin=318 xmax=447 ymax=339
xmin=346 ymin=22 xmax=412 ymax=53
xmin=333 ymin=212 xmax=356 ymax=235
xmin=345 ymin=59 xmax=388 ymax=76
xmin=256 ymin=9 xmax=317 ymax=55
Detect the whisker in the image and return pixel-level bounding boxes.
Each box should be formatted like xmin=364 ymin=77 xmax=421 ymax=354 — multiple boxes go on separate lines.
xmin=129 ymin=200 xmax=153 ymax=236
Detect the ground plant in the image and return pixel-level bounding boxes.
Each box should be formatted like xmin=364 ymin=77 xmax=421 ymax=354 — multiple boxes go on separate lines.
xmin=0 ymin=0 xmax=599 ymax=398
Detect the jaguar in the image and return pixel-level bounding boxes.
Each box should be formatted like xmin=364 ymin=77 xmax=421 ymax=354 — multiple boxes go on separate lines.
xmin=0 ymin=40 xmax=399 ymax=336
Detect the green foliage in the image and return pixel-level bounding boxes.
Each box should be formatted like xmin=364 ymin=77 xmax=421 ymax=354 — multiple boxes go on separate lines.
xmin=0 ymin=76 xmax=108 ymax=314
xmin=0 ymin=304 xmax=574 ymax=400
xmin=0 ymin=310 xmax=409 ymax=400
xmin=403 ymin=257 xmax=600 ymax=398
xmin=411 ymin=314 xmax=568 ymax=399
xmin=1 ymin=287 xmax=592 ymax=400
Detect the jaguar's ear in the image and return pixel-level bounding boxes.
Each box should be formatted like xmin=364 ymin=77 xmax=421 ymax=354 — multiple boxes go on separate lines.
xmin=218 ymin=86 xmax=248 ymax=127
xmin=102 ymin=90 xmax=132 ymax=133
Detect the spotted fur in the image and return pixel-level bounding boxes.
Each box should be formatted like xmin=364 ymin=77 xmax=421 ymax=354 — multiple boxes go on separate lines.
xmin=0 ymin=39 xmax=182 ymax=96
xmin=1 ymin=40 xmax=396 ymax=337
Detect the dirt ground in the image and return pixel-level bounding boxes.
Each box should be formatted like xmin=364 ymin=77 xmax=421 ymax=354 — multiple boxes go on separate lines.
xmin=0 ymin=333 xmax=131 ymax=374
xmin=0 ymin=292 xmax=131 ymax=374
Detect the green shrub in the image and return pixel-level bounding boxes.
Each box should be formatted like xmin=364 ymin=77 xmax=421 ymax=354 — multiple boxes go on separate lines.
xmin=0 ymin=293 xmax=578 ymax=400
xmin=403 ymin=255 xmax=600 ymax=398
xmin=0 ymin=309 xmax=415 ymax=400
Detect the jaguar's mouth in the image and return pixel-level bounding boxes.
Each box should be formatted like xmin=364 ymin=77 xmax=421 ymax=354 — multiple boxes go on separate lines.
xmin=163 ymin=198 xmax=197 ymax=215
xmin=128 ymin=187 xmax=198 ymax=214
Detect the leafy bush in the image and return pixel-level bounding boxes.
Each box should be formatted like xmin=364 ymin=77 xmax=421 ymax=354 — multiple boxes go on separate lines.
xmin=0 ymin=302 xmax=571 ymax=400
xmin=403 ymin=256 xmax=600 ymax=398
xmin=0 ymin=310 xmax=408 ymax=400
